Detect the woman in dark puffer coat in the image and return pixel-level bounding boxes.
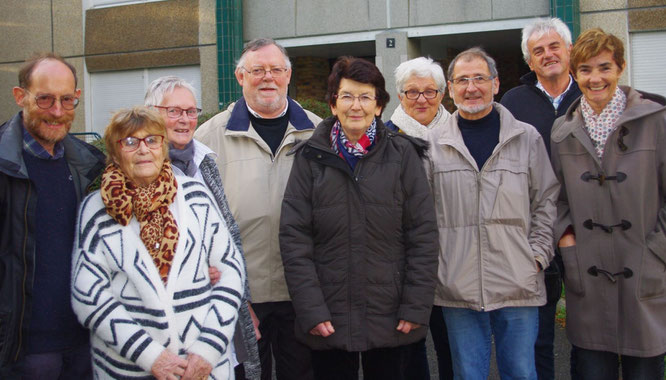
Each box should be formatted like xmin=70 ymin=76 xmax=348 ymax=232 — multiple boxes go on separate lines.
xmin=279 ymin=57 xmax=439 ymax=380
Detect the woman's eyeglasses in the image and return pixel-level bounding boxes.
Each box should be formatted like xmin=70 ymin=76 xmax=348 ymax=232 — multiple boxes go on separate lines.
xmin=117 ymin=135 xmax=164 ymax=152
xmin=153 ymin=106 xmax=201 ymax=119
xmin=401 ymin=89 xmax=440 ymax=100
xmin=334 ymin=93 xmax=377 ymax=107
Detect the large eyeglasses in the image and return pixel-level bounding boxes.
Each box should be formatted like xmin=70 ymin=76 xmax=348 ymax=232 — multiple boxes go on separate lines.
xmin=334 ymin=93 xmax=377 ymax=107
xmin=401 ymin=89 xmax=440 ymax=100
xmin=451 ymin=76 xmax=494 ymax=87
xmin=24 ymin=89 xmax=79 ymax=110
xmin=117 ymin=135 xmax=164 ymax=152
xmin=153 ymin=106 xmax=201 ymax=119
xmin=242 ymin=67 xmax=289 ymax=78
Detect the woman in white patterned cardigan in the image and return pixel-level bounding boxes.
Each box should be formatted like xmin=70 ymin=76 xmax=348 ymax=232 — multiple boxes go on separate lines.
xmin=71 ymin=106 xmax=244 ymax=379
xmin=144 ymin=76 xmax=261 ymax=380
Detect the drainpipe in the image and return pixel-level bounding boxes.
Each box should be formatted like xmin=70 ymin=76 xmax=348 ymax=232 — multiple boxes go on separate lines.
xmin=550 ymin=0 xmax=580 ymax=40
xmin=216 ymin=0 xmax=243 ymax=109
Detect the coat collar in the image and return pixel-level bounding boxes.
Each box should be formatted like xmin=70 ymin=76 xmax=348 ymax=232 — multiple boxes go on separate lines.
xmin=432 ymin=103 xmax=526 ymax=170
xmin=552 ymin=86 xmax=666 ymax=143
xmin=434 ymin=103 xmax=525 ymax=147
xmin=0 ymin=111 xmax=105 ymax=187
xmin=226 ymin=96 xmax=316 ymax=132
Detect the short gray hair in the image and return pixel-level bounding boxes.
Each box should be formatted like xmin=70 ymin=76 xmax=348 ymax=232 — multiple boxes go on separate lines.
xmin=394 ymin=57 xmax=446 ymax=94
xmin=236 ymin=38 xmax=291 ymax=71
xmin=447 ymin=47 xmax=498 ymax=81
xmin=521 ymin=18 xmax=572 ymax=64
xmin=144 ymin=76 xmax=197 ymax=107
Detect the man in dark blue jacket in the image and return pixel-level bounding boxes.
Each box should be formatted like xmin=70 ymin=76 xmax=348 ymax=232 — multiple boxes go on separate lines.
xmin=0 ymin=53 xmax=105 ymax=379
xmin=500 ymin=18 xmax=582 ymax=380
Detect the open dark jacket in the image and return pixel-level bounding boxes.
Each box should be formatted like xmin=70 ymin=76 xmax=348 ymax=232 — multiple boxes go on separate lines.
xmin=279 ymin=116 xmax=439 ymax=352
xmin=500 ymin=71 xmax=581 ymax=155
xmin=551 ymin=86 xmax=666 ymax=357
xmin=0 ymin=112 xmax=105 ymax=376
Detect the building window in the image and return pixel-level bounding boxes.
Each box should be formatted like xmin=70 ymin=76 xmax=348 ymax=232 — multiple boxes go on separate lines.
xmin=89 ymin=66 xmax=201 ymax=134
xmin=630 ymin=31 xmax=666 ymax=98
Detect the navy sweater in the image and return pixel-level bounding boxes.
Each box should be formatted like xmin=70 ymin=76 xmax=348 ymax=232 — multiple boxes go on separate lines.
xmin=22 ymin=152 xmax=88 ymax=353
xmin=458 ymin=108 xmax=500 ymax=170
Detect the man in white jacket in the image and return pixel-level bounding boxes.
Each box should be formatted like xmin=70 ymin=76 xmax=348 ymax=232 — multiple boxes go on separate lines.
xmin=194 ymin=38 xmax=321 ymax=380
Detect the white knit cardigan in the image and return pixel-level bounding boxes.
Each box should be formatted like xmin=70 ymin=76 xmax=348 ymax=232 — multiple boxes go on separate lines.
xmin=71 ymin=176 xmax=244 ymax=379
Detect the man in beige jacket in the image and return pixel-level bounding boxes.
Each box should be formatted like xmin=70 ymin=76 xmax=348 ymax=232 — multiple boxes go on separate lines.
xmin=194 ymin=38 xmax=321 ymax=380
xmin=426 ymin=47 xmax=559 ymax=380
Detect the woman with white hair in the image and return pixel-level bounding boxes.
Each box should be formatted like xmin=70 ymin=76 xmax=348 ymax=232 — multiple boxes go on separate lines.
xmin=387 ymin=58 xmax=453 ymax=380
xmin=145 ymin=76 xmax=261 ymax=380
xmin=386 ymin=57 xmax=451 ymax=139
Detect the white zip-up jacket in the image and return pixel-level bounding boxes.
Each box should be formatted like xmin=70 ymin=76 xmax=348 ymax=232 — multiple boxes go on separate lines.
xmin=426 ymin=103 xmax=559 ymax=311
xmin=194 ymin=98 xmax=320 ymax=303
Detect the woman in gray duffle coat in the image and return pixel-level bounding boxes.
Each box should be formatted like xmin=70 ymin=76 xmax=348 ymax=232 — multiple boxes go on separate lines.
xmin=551 ymin=28 xmax=666 ymax=378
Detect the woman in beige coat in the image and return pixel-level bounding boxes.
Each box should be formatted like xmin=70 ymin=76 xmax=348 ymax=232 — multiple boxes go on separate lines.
xmin=551 ymin=28 xmax=666 ymax=379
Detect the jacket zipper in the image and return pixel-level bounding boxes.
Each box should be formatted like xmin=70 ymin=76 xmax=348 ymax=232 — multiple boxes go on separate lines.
xmin=310 ymin=142 xmax=367 ymax=349
xmin=476 ymin=172 xmax=485 ymax=311
xmin=15 ymin=182 xmax=31 ymax=361
xmin=472 ymin=134 xmax=517 ymax=311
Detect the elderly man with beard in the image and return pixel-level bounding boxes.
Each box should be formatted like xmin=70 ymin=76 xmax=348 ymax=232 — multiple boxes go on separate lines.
xmin=195 ymin=38 xmax=321 ymax=380
xmin=425 ymin=47 xmax=559 ymax=380
xmin=0 ymin=53 xmax=105 ymax=379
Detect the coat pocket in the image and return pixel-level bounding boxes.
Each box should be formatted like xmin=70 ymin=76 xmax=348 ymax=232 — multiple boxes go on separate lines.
xmin=639 ymin=233 xmax=666 ymax=299
xmin=559 ymin=246 xmax=585 ymax=296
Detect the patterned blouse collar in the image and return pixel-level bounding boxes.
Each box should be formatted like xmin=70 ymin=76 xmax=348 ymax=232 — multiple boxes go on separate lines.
xmin=581 ymin=86 xmax=627 ymax=158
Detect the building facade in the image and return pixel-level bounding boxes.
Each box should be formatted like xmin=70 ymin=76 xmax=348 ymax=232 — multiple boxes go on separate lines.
xmin=1 ymin=0 xmax=665 ymax=134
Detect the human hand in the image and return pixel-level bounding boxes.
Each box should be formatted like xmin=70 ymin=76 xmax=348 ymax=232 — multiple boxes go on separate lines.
xmin=248 ymin=303 xmax=262 ymax=340
xmin=309 ymin=321 xmax=335 ymax=337
xmin=558 ymin=232 xmax=576 ymax=248
xmin=208 ymin=267 xmax=221 ymax=285
xmin=150 ymin=350 xmax=188 ymax=380
xmin=396 ymin=320 xmax=420 ymax=334
xmin=182 ymin=353 xmax=213 ymax=380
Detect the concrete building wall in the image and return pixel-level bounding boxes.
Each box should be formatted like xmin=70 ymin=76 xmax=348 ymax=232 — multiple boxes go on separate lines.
xmin=0 ymin=0 xmax=86 ymax=132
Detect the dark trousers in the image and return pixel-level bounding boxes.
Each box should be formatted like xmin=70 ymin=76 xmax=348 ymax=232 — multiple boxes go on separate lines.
xmin=573 ymin=346 xmax=665 ymax=380
xmin=253 ymin=301 xmax=313 ymax=380
xmin=535 ymin=259 xmax=563 ymax=380
xmin=22 ymin=342 xmax=92 ymax=380
xmin=405 ymin=306 xmax=453 ymax=380
xmin=311 ymin=345 xmax=411 ymax=380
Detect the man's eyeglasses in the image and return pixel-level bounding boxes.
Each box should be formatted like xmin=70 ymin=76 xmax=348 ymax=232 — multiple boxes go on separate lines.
xmin=242 ymin=67 xmax=289 ymax=78
xmin=24 ymin=89 xmax=79 ymax=110
xmin=401 ymin=89 xmax=440 ymax=100
xmin=334 ymin=93 xmax=377 ymax=107
xmin=450 ymin=76 xmax=494 ymax=87
xmin=117 ymin=135 xmax=164 ymax=152
xmin=153 ymin=106 xmax=201 ymax=119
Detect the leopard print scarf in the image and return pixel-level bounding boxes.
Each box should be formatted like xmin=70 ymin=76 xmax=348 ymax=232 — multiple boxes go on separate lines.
xmin=100 ymin=162 xmax=179 ymax=284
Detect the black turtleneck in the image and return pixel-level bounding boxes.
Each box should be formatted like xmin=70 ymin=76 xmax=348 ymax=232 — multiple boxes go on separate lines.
xmin=250 ymin=111 xmax=290 ymax=155
xmin=458 ymin=107 xmax=500 ymax=170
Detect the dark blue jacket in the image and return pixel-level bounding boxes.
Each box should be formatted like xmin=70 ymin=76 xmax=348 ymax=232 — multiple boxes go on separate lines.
xmin=500 ymin=71 xmax=581 ymax=155
xmin=0 ymin=112 xmax=105 ymax=378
